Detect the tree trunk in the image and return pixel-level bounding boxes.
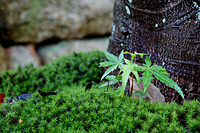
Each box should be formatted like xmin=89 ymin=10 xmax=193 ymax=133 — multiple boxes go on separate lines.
xmin=108 ymin=0 xmax=200 ymax=103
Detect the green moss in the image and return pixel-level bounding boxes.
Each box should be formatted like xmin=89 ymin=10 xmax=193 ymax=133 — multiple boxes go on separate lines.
xmin=0 ymin=50 xmax=199 ymax=132
xmin=0 ymin=87 xmax=199 ymax=132
xmin=0 ymin=51 xmax=104 ymax=96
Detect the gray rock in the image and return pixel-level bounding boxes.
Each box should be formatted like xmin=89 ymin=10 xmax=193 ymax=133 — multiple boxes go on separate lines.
xmin=0 ymin=45 xmax=9 ymax=74
xmin=0 ymin=0 xmax=114 ymax=44
xmin=128 ymin=76 xmax=165 ymax=102
xmin=8 ymin=44 xmax=41 ymax=69
xmin=37 ymin=37 xmax=109 ymax=63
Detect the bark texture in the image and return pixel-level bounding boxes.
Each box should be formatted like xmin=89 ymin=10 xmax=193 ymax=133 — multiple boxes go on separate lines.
xmin=108 ymin=0 xmax=200 ymax=103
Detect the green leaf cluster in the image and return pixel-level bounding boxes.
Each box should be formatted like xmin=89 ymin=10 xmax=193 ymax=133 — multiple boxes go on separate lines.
xmin=137 ymin=57 xmax=184 ymax=98
xmin=99 ymin=51 xmax=184 ymax=99
xmin=99 ymin=50 xmax=124 ymax=80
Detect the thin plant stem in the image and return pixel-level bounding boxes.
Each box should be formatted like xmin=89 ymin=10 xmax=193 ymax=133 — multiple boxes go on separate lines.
xmin=106 ymin=81 xmax=110 ymax=92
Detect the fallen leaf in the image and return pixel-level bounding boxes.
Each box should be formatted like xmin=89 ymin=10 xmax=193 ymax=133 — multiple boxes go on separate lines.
xmin=0 ymin=93 xmax=5 ymax=103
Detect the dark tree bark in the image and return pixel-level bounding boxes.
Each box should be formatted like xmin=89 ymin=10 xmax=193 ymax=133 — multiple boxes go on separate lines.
xmin=108 ymin=0 xmax=200 ymax=103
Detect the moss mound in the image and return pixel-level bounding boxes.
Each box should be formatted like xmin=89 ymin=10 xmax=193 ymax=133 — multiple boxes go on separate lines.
xmin=1 ymin=87 xmax=200 ymax=132
xmin=0 ymin=51 xmax=104 ymax=96
xmin=0 ymin=50 xmax=199 ymax=132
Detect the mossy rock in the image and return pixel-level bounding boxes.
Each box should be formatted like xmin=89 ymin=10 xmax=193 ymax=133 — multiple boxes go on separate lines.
xmin=0 ymin=51 xmax=104 ymax=96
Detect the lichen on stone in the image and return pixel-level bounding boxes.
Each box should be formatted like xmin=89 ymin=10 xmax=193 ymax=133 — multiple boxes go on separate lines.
xmin=111 ymin=23 xmax=116 ymax=34
xmin=162 ymin=18 xmax=166 ymax=23
xmin=128 ymin=0 xmax=132 ymax=3
xmin=125 ymin=6 xmax=131 ymax=15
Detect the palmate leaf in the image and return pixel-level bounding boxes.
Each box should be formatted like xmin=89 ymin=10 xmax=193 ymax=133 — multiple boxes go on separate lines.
xmin=132 ymin=70 xmax=139 ymax=83
xmin=136 ymin=56 xmax=153 ymax=92
xmin=132 ymin=90 xmax=152 ymax=101
xmin=100 ymin=51 xmax=124 ymax=80
xmin=105 ymin=75 xmax=117 ymax=80
xmin=142 ymin=70 xmax=153 ymax=92
xmin=119 ymin=65 xmax=132 ymax=96
xmin=124 ymin=51 xmax=148 ymax=62
xmin=101 ymin=64 xmax=118 ymax=80
xmin=118 ymin=50 xmax=124 ymax=64
xmin=150 ymin=70 xmax=184 ymax=98
xmin=124 ymin=58 xmax=131 ymax=65
xmin=119 ymin=63 xmax=139 ymax=96
xmin=104 ymin=51 xmax=118 ymax=63
xmin=99 ymin=80 xmax=118 ymax=88
xmin=145 ymin=56 xmax=151 ymax=67
xmin=150 ymin=65 xmax=168 ymax=74
xmin=99 ymin=61 xmax=116 ymax=67
xmin=135 ymin=66 xmax=146 ymax=71
xmin=132 ymin=90 xmax=141 ymax=98
xmin=99 ymin=75 xmax=122 ymax=88
xmin=124 ymin=58 xmax=139 ymax=81
xmin=131 ymin=63 xmax=139 ymax=82
xmin=122 ymin=65 xmax=131 ymax=95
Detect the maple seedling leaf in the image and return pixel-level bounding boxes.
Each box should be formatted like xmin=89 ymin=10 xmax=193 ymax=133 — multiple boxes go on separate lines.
xmin=137 ymin=56 xmax=184 ymax=99
xmin=99 ymin=50 xmax=184 ymax=100
xmin=99 ymin=75 xmax=122 ymax=88
xmin=99 ymin=50 xmax=124 ymax=80
xmin=118 ymin=58 xmax=139 ymax=96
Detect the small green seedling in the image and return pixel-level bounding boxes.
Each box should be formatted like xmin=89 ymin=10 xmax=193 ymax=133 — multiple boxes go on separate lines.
xmin=99 ymin=50 xmax=184 ymax=101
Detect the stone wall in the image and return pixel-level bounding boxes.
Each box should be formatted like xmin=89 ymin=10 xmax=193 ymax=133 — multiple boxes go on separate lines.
xmin=0 ymin=0 xmax=114 ymax=44
xmin=0 ymin=45 xmax=8 ymax=74
xmin=0 ymin=0 xmax=114 ymax=73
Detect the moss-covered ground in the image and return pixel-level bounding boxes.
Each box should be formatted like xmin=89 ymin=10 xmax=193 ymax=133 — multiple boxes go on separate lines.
xmin=0 ymin=51 xmax=199 ymax=132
